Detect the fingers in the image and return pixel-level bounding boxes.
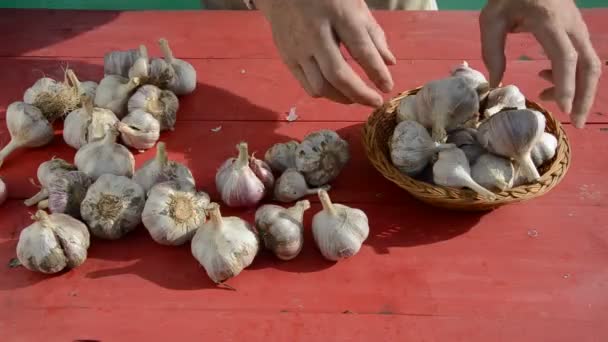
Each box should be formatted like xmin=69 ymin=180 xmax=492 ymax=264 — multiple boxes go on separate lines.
xmin=286 ymin=62 xmax=315 ymax=97
xmin=479 ymin=8 xmax=508 ymax=87
xmin=539 ymin=69 xmax=553 ymax=82
xmin=300 ymin=58 xmax=353 ymax=104
xmin=367 ymin=20 xmax=396 ymax=66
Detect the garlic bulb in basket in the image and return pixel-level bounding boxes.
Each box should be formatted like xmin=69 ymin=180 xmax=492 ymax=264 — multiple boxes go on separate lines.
xmin=216 ymin=142 xmax=267 ymax=207
xmin=446 ymin=128 xmax=486 ymax=164
xmin=471 ymin=153 xmax=515 ymax=192
xmin=295 ymin=130 xmax=350 ymax=186
xmin=531 ymin=132 xmax=558 ymax=167
xmin=450 ymin=61 xmax=489 ymax=97
xmin=264 ymin=140 xmax=299 ymax=173
xmin=63 ymin=95 xmax=119 ymax=149
xmin=133 ymin=142 xmax=195 ymax=194
xmin=274 ymin=168 xmax=330 ymax=203
xmin=127 ymin=85 xmax=178 ymax=131
xmin=484 ymin=85 xmax=526 ymax=118
xmin=255 ymin=200 xmax=310 ymax=260
xmin=75 ymin=126 xmax=135 ymax=181
xmin=191 ymin=203 xmax=259 ymax=284
xmin=94 ymin=75 xmax=140 ymax=118
xmin=433 ymin=147 xmax=496 ymax=199
xmin=24 ymin=158 xmax=77 ymax=207
xmin=118 ymin=109 xmax=161 ymax=151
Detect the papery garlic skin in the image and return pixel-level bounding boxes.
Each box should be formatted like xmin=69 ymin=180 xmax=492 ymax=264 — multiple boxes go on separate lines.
xmin=159 ymin=38 xmax=197 ymax=95
xmin=80 ymin=81 xmax=98 ymax=99
xmin=0 ymin=102 xmax=54 ymax=169
xmin=295 ymin=130 xmax=350 ymax=186
xmin=148 ymin=58 xmax=176 ymax=89
xmin=23 ymin=70 xmax=81 ymax=123
xmin=94 ymin=75 xmax=140 ymax=118
xmin=255 ymin=200 xmax=310 ymax=260
xmin=450 ymin=61 xmax=489 ymax=96
xmin=216 ymin=142 xmax=265 ymax=207
xmin=191 ymin=203 xmax=259 ymax=284
xmin=249 ymin=154 xmax=275 ymax=194
xmin=104 ymin=48 xmax=142 ymax=77
xmin=75 ymin=128 xmax=135 ymax=181
xmin=127 ymin=85 xmax=178 ymax=131
xmin=446 ymin=128 xmax=486 ymax=165
xmin=133 ymin=142 xmax=195 ymax=194
xmin=484 ymin=85 xmax=526 ymax=118
xmin=471 ymin=154 xmax=515 ymax=191
xmin=396 ymin=95 xmax=417 ymax=123
xmin=264 ymin=140 xmax=299 ymax=173
xmin=46 ymin=171 xmax=92 ymax=218
xmin=531 ymin=132 xmax=558 ymax=167
xmin=128 ymin=45 xmax=149 ymax=79
xmin=433 ymin=147 xmax=496 ymax=199
xmin=0 ymin=177 xmax=7 ymax=206
xmin=16 ymin=210 xmax=90 ymax=274
xmin=312 ymin=190 xmax=369 ymax=261
xmin=142 ymin=181 xmax=209 ymax=246
xmin=118 ymin=110 xmax=161 ymax=150
xmin=390 ymin=120 xmax=456 ymax=176
xmin=274 ymin=168 xmax=330 ymax=203
xmin=63 ymin=96 xmax=119 ymax=149
xmin=24 ymin=158 xmax=77 ymax=207
xmin=80 ymin=174 xmax=145 ymax=240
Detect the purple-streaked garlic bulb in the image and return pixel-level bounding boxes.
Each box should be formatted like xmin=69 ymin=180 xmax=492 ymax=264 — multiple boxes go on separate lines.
xmin=216 ymin=142 xmax=266 ymax=208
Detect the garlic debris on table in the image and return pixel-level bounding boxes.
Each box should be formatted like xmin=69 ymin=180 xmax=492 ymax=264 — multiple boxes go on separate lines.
xmin=118 ymin=109 xmax=161 ymax=150
xmin=295 ymin=130 xmax=350 ymax=186
xmin=471 ymin=154 xmax=515 ymax=192
xmin=249 ymin=153 xmax=275 ymax=192
xmin=531 ymin=132 xmax=558 ymax=167
xmin=0 ymin=177 xmax=7 ymax=207
xmin=477 ymin=109 xmax=546 ymax=182
xmin=0 ymin=102 xmax=54 ymax=169
xmin=274 ymin=168 xmax=329 ymax=203
xmin=133 ymin=142 xmax=195 ymax=194
xmin=255 ymin=200 xmax=310 ymax=260
xmin=312 ymin=190 xmax=369 ymax=261
xmin=128 ymin=45 xmax=149 ymax=79
xmin=158 ymin=38 xmax=197 ymax=95
xmin=23 ymin=69 xmax=82 ymax=123
xmin=191 ymin=203 xmax=259 ymax=284
xmin=24 ymin=158 xmax=77 ymax=207
xmin=63 ymin=95 xmax=119 ymax=149
xmin=38 ymin=171 xmax=92 ymax=218
xmin=74 ymin=125 xmax=135 ymax=180
xmin=390 ymin=120 xmax=455 ymax=176
xmin=94 ymin=75 xmax=140 ymax=118
xmin=433 ymin=147 xmax=496 ymax=199
xmin=264 ymin=140 xmax=299 ymax=173
xmin=446 ymin=128 xmax=486 ymax=164
xmin=142 ymin=181 xmax=209 ymax=246
xmin=484 ymin=85 xmax=526 ymax=118
xmin=16 ymin=210 xmax=90 ymax=274
xmin=104 ymin=47 xmax=144 ymax=77
xmin=127 ymin=85 xmax=178 ymax=131
xmin=80 ymin=174 xmax=145 ymax=240
xmin=216 ymin=142 xmax=267 ymax=207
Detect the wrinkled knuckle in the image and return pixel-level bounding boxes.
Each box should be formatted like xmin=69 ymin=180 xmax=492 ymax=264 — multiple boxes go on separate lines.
xmin=562 ymin=51 xmax=578 ymax=64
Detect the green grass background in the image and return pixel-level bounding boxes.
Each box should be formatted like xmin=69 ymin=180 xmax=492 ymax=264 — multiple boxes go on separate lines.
xmin=0 ymin=0 xmax=605 ymax=10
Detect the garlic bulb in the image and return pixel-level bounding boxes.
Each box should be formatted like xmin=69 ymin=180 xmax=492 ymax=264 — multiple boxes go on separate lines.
xmin=312 ymin=190 xmax=369 ymax=261
xmin=74 ymin=126 xmax=135 ymax=181
xmin=484 ymin=85 xmax=526 ymax=117
xmin=390 ymin=120 xmax=455 ymax=176
xmin=446 ymin=128 xmax=486 ymax=164
xmin=531 ymin=132 xmax=558 ymax=167
xmin=477 ymin=109 xmax=546 ymax=182
xmin=0 ymin=177 xmax=7 ymax=206
xmin=264 ymin=140 xmax=299 ymax=173
xmin=128 ymin=45 xmax=149 ymax=79
xmin=118 ymin=109 xmax=161 ymax=150
xmin=63 ymin=95 xmax=119 ymax=149
xmin=127 ymin=85 xmax=178 ymax=131
xmin=450 ymin=61 xmax=490 ymax=97
xmin=471 ymin=153 xmax=515 ymax=191
xmin=142 ymin=181 xmax=209 ymax=246
xmin=133 ymin=142 xmax=195 ymax=194
xmin=433 ymin=147 xmax=496 ymax=199
xmin=295 ymin=130 xmax=350 ymax=186
xmin=16 ymin=210 xmax=90 ymax=274
xmin=94 ymin=75 xmax=140 ymax=118
xmin=23 ymin=69 xmax=82 ymax=123
xmin=148 ymin=58 xmax=176 ymax=90
xmin=80 ymin=81 xmax=98 ymax=99
xmin=104 ymin=47 xmax=143 ymax=77
xmin=191 ymin=203 xmax=259 ymax=284
xmin=0 ymin=102 xmax=54 ymax=169
xmin=158 ymin=38 xmax=197 ymax=95
xmin=274 ymin=168 xmax=330 ymax=203
xmin=80 ymin=174 xmax=145 ymax=240
xmin=396 ymin=76 xmax=480 ymax=142
xmin=249 ymin=153 xmax=275 ymax=192
xmin=24 ymin=158 xmax=77 ymax=207
xmin=216 ymin=142 xmax=267 ymax=207
xmin=255 ymin=200 xmax=310 ymax=260
xmin=38 ymin=171 xmax=92 ymax=218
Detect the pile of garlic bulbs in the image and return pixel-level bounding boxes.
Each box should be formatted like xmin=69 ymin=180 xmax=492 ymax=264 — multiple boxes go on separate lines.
xmin=391 ymin=61 xmax=558 ymax=199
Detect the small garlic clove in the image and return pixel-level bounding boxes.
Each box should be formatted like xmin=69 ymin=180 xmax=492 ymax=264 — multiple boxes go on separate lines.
xmin=295 ymin=130 xmax=350 ymax=186
xmin=24 ymin=157 xmax=77 ymax=207
xmin=312 ymin=190 xmax=369 ymax=261
xmin=216 ymin=142 xmax=266 ymax=208
xmin=471 ymin=153 xmax=515 ymax=192
xmin=0 ymin=177 xmax=7 ymax=207
xmin=191 ymin=203 xmax=259 ymax=284
xmin=531 ymin=132 xmax=558 ymax=167
xmin=118 ymin=110 xmax=161 ymax=150
xmin=46 ymin=171 xmax=92 ymax=218
xmin=484 ymin=85 xmax=526 ymax=118
xmin=274 ymin=168 xmax=330 ymax=203
xmin=264 ymin=140 xmax=299 ymax=173
xmin=249 ymin=153 xmax=275 ymax=195
xmin=127 ymin=85 xmax=178 ymax=131
xmin=133 ymin=142 xmax=195 ymax=194
xmin=159 ymin=38 xmax=197 ymax=95
xmin=94 ymin=75 xmax=141 ymax=118
xmin=255 ymin=200 xmax=310 ymax=260
xmin=74 ymin=126 xmax=135 ymax=181
xmin=433 ymin=147 xmax=496 ymax=199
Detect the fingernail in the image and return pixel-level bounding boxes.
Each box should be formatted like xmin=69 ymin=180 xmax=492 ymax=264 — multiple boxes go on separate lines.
xmin=380 ymin=80 xmax=393 ymax=93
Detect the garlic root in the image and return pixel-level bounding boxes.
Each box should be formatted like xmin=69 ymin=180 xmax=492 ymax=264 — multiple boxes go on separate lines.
xmin=295 ymin=130 xmax=350 ymax=186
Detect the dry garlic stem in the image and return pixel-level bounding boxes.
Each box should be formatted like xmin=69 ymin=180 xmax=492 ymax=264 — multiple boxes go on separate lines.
xmin=312 ymin=190 xmax=369 ymax=261
xmin=390 ymin=120 xmax=455 ymax=176
xmin=16 ymin=210 xmax=90 ymax=274
xmin=477 ymin=109 xmax=546 ymax=182
xmin=104 ymin=47 xmax=144 ymax=77
xmin=0 ymin=102 xmax=54 ymax=169
xmin=94 ymin=75 xmax=141 ymax=118
xmin=142 ymin=181 xmax=209 ymax=246
xmin=128 ymin=45 xmax=149 ymax=79
xmin=531 ymin=132 xmax=558 ymax=167
xmin=39 ymin=171 xmax=92 ymax=218
xmin=127 ymin=85 xmax=178 ymax=131
xmin=158 ymin=38 xmax=197 ymax=95
xmin=295 ymin=130 xmax=350 ymax=186
xmin=264 ymin=140 xmax=299 ymax=173
xmin=0 ymin=177 xmax=6 ymax=207
xmin=63 ymin=95 xmax=119 ymax=149
xmin=75 ymin=126 xmax=135 ymax=181
xmin=24 ymin=158 xmax=76 ymax=207
xmin=275 ymin=168 xmax=330 ymax=203
xmin=118 ymin=109 xmax=161 ymax=150
xmin=191 ymin=203 xmax=259 ymax=284
xmin=133 ymin=142 xmax=195 ymax=194
xmin=23 ymin=69 xmax=82 ymax=122
xmin=255 ymin=200 xmax=310 ymax=260
xmin=446 ymin=128 xmax=486 ymax=164
xmin=433 ymin=147 xmax=496 ymax=199
xmin=216 ymin=142 xmax=267 ymax=207
xmin=471 ymin=154 xmax=515 ymax=191
xmin=484 ymin=85 xmax=526 ymax=118
xmin=80 ymin=174 xmax=145 ymax=240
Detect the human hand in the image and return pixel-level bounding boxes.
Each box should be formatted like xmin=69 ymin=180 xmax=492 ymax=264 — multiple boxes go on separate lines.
xmin=480 ymin=0 xmax=602 ymax=128
xmin=255 ymin=0 xmax=396 ymax=107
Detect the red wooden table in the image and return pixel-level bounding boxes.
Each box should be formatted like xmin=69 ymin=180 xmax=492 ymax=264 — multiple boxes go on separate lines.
xmin=0 ymin=9 xmax=607 ymax=341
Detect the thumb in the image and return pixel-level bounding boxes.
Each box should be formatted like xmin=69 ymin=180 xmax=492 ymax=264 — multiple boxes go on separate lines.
xmin=479 ymin=9 xmax=508 ymax=87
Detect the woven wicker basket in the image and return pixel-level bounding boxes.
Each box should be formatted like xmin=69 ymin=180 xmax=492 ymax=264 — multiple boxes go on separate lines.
xmin=362 ymin=87 xmax=572 ymax=211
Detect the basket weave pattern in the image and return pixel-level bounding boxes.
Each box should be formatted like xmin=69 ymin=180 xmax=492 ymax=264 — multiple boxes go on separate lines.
xmin=362 ymin=88 xmax=572 ymax=211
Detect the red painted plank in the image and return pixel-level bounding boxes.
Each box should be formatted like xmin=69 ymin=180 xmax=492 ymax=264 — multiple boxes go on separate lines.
xmin=0 ymin=10 xmax=606 ymax=60
xmin=1 ymin=58 xmax=607 ymax=123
